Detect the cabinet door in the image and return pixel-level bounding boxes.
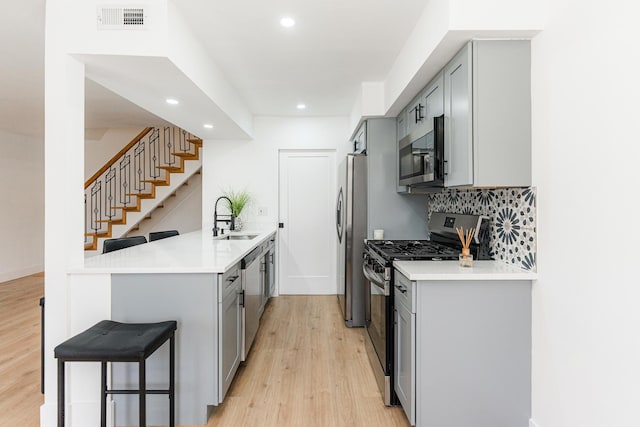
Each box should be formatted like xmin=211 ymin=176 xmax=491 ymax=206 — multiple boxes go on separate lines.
xmin=353 ymin=122 xmax=367 ymax=153
xmin=406 ymin=94 xmax=425 ymax=136
xmin=423 ymin=71 xmax=444 ymax=124
xmin=396 ymin=111 xmax=407 ymax=141
xmin=220 ymin=274 xmax=242 ymax=399
xmin=268 ymin=249 xmax=276 ymax=296
xmin=444 ymin=43 xmax=473 ymax=187
xmin=395 ymin=300 xmax=415 ymax=425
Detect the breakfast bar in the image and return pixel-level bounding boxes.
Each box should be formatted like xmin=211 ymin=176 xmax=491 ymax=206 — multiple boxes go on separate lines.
xmin=65 ymin=228 xmax=277 ymax=426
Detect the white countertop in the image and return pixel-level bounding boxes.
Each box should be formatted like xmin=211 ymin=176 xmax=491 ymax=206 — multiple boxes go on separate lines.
xmin=393 ymin=260 xmax=537 ymax=281
xmin=70 ymin=228 xmax=277 ymax=274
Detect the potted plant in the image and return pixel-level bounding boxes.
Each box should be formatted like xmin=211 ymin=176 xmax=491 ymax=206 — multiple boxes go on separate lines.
xmin=223 ymin=189 xmax=251 ymax=231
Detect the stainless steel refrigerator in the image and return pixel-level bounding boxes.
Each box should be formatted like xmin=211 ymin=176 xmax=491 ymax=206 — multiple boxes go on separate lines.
xmin=336 ymin=118 xmax=429 ymax=327
xmin=337 ymin=153 xmax=367 ymax=327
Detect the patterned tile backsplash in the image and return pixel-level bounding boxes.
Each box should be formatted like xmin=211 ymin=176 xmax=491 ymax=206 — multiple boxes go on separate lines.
xmin=427 ymin=187 xmax=537 ymax=271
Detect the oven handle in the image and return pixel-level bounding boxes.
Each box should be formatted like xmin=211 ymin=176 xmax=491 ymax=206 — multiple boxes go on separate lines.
xmin=362 ymin=262 xmax=390 ymax=296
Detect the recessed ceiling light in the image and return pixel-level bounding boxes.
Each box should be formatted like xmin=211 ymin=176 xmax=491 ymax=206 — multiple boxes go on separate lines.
xmin=166 ymin=98 xmax=179 ymax=105
xmin=203 ymin=124 xmax=214 ymax=129
xmin=297 ymin=103 xmax=306 ymax=110
xmin=280 ymin=17 xmax=295 ymax=28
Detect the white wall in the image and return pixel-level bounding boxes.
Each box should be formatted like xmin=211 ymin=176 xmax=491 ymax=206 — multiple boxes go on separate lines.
xmin=0 ymin=129 xmax=44 ymax=282
xmin=201 ymin=116 xmax=350 ymax=233
xmin=530 ymin=1 xmax=640 ymax=426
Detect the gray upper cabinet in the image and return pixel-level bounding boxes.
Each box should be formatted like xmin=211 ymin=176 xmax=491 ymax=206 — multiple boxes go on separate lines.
xmin=353 ymin=121 xmax=367 ymax=153
xmin=443 ymin=45 xmax=474 ymax=187
xmin=406 ymin=93 xmax=425 ymax=136
xmin=444 ymin=40 xmax=532 ymax=187
xmin=423 ymin=71 xmax=444 ymax=127
xmin=396 ymin=109 xmax=407 ymax=141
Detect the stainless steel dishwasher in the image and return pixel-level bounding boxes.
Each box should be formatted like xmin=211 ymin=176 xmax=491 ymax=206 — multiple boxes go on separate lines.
xmin=241 ymin=246 xmax=262 ymax=361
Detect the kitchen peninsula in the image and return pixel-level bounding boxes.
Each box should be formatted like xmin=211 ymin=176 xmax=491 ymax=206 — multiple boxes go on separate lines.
xmin=65 ymin=228 xmax=277 ymax=426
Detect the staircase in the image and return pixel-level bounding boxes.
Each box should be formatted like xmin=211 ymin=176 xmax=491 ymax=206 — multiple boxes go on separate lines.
xmin=84 ymin=127 xmax=202 ymax=255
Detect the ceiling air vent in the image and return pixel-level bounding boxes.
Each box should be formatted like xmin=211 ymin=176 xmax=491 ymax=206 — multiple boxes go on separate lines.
xmin=97 ymin=6 xmax=146 ymax=30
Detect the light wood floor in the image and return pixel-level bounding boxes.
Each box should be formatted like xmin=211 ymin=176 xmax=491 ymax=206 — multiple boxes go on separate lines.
xmin=0 ymin=276 xmax=408 ymax=427
xmin=205 ymin=295 xmax=409 ymax=427
xmin=0 ymin=273 xmax=44 ymax=427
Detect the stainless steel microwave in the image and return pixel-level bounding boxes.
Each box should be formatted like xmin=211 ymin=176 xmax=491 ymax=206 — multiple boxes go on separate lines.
xmin=398 ymin=115 xmax=444 ymax=187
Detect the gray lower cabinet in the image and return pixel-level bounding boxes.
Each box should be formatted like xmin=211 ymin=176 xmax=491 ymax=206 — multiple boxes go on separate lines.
xmin=443 ymin=40 xmax=531 ymax=187
xmin=394 ymin=270 xmax=532 ymax=427
xmin=394 ymin=273 xmax=416 ymax=425
xmin=219 ymin=263 xmax=242 ymax=399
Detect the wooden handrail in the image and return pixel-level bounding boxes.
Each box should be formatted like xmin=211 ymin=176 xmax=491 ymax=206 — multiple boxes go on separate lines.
xmin=84 ymin=127 xmax=155 ymax=189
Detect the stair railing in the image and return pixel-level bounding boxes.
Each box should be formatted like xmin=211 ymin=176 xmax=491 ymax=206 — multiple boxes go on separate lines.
xmin=84 ymin=127 xmax=199 ymax=243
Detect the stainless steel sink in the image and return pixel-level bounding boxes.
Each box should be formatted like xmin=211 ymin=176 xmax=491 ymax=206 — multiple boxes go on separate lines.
xmin=221 ymin=234 xmax=259 ymax=240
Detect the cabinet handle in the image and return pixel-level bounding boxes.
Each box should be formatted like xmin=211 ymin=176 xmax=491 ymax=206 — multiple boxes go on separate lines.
xmin=443 ymin=159 xmax=449 ymax=176
xmin=396 ymin=285 xmax=407 ymax=294
xmin=417 ymin=104 xmax=424 ymax=122
xmin=238 ymin=290 xmax=245 ymax=307
xmin=226 ymin=275 xmax=239 ymax=283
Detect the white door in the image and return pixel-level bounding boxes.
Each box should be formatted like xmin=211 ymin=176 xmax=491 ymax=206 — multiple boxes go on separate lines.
xmin=278 ymin=150 xmax=336 ymax=294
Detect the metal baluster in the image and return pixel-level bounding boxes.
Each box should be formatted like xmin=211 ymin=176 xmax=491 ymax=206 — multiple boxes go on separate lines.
xmin=164 ymin=127 xmax=176 ymax=168
xmin=119 ymin=155 xmax=131 ymax=208
xmin=149 ymin=128 xmax=161 ymax=180
xmin=105 ymin=167 xmax=116 ymax=221
xmin=179 ymin=129 xmax=189 ymax=154
xmin=134 ymin=140 xmax=146 ymax=193
xmin=91 ymin=181 xmax=102 ymax=234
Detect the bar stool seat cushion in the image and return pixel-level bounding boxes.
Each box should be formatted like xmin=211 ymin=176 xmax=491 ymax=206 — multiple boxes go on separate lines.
xmin=54 ymin=320 xmax=177 ymax=362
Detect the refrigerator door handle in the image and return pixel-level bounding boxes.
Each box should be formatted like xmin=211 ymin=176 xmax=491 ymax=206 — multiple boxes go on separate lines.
xmin=336 ymin=187 xmax=344 ymax=242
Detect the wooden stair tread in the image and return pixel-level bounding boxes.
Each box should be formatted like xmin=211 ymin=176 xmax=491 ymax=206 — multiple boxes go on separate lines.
xmin=126 ymin=193 xmax=154 ymax=198
xmin=171 ymin=152 xmax=198 ymax=159
xmin=111 ymin=206 xmax=140 ymax=212
xmin=156 ymin=166 xmax=183 ymax=171
xmin=140 ymin=179 xmax=169 ymax=185
xmin=96 ymin=219 xmax=125 ymax=225
xmin=84 ymin=232 xmax=110 ymax=238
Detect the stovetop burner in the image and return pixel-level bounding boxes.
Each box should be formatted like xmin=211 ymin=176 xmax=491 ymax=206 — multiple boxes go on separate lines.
xmin=368 ymin=239 xmax=460 ymax=260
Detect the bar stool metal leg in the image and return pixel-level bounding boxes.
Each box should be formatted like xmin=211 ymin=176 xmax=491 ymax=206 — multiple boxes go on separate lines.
xmin=139 ymin=358 xmax=146 ymax=427
xmin=58 ymin=359 xmax=65 ymax=427
xmin=170 ymin=334 xmax=175 ymax=427
xmin=101 ymin=361 xmax=107 ymax=427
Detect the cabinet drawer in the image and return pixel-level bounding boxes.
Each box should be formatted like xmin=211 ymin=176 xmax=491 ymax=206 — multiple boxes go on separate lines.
xmin=394 ymin=271 xmax=414 ymax=313
xmin=219 ymin=263 xmax=241 ymax=302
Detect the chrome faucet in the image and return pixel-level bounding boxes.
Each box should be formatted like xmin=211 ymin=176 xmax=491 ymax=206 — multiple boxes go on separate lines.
xmin=213 ymin=196 xmax=235 ymax=236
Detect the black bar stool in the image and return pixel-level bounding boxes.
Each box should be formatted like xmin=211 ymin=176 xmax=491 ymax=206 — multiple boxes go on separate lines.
xmin=149 ymin=230 xmax=179 ymax=242
xmin=103 ymin=236 xmax=148 ymax=254
xmin=54 ymin=320 xmax=177 ymax=427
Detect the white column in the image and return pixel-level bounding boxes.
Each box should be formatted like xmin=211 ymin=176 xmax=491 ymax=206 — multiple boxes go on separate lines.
xmin=41 ymin=0 xmax=86 ymax=425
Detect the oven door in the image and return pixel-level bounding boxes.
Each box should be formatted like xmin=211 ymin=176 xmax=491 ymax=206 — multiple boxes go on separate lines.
xmin=362 ymin=257 xmax=395 ymax=405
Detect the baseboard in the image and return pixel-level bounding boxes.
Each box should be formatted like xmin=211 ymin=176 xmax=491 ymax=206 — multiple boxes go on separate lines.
xmin=530 ymin=418 xmax=541 ymax=427
xmin=40 ymin=400 xmax=115 ymax=427
xmin=0 ymin=265 xmax=43 ymax=283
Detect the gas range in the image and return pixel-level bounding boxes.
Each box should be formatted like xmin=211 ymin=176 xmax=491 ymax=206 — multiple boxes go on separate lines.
xmin=362 ymin=212 xmax=492 ymax=407
xmin=366 ymin=239 xmax=460 ymax=261
xmin=365 ymin=212 xmax=492 ymax=266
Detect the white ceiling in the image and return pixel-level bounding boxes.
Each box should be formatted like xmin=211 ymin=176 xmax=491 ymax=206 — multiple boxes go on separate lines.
xmin=177 ymin=0 xmax=428 ymax=116
xmin=0 ymin=0 xmax=428 ymax=138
